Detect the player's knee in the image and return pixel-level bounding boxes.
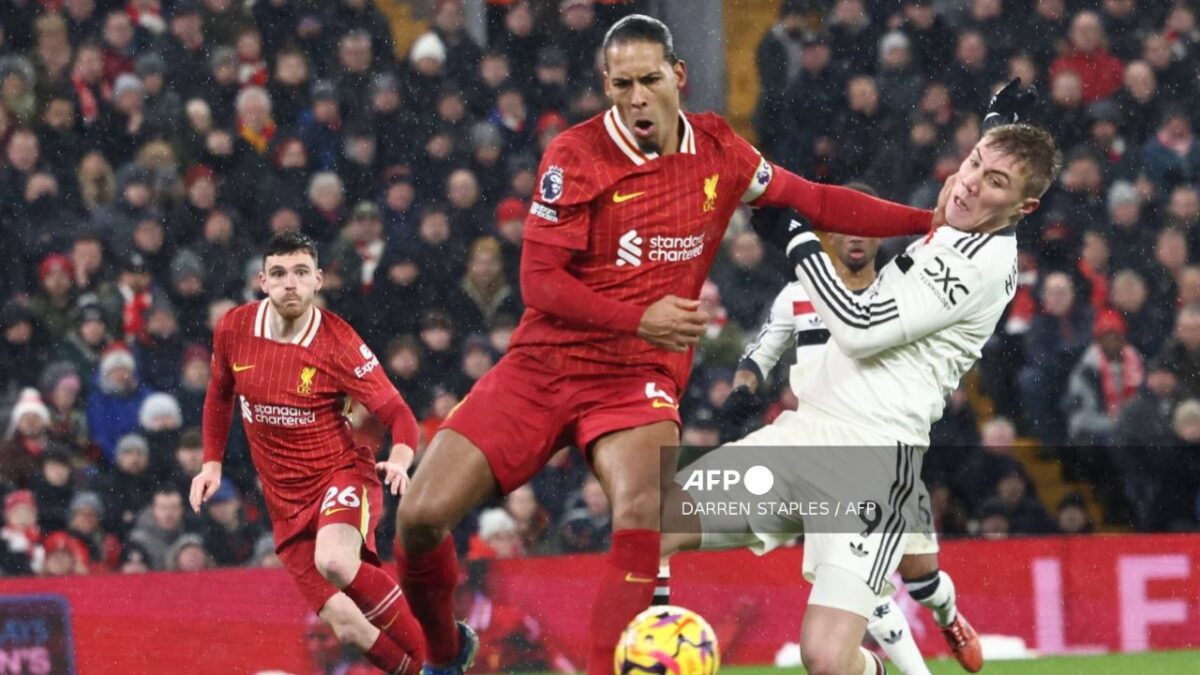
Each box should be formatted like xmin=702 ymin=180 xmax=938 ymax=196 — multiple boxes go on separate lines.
xmin=314 ymin=548 xmax=359 ymax=588
xmin=397 ymin=497 xmax=449 ymax=552
xmin=611 ymin=490 xmax=661 ymax=530
xmin=799 ymin=643 xmax=855 ymax=675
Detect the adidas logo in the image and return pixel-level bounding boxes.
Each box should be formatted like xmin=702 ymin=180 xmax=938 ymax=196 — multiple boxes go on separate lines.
xmin=883 ymin=629 xmax=904 ymax=645
xmin=849 ymin=541 xmax=869 ymax=558
xmin=788 ymin=220 xmax=804 ymax=232
xmin=873 ymin=603 xmax=891 ymax=619
xmin=616 ymin=229 xmax=643 ymax=267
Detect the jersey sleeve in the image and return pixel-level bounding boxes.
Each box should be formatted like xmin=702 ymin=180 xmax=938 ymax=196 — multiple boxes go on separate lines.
xmin=522 ymin=137 xmax=600 ymax=251
xmin=740 ymin=285 xmax=796 ymax=380
xmin=202 ymin=318 xmax=236 ymax=464
xmin=787 ymin=233 xmax=983 ymax=359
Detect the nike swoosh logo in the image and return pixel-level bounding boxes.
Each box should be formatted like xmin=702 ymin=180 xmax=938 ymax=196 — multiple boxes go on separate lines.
xmin=323 ymin=507 xmax=352 ymax=516
xmin=625 ymin=573 xmax=654 ymax=583
xmin=613 ymin=191 xmax=645 ymax=203
xmin=233 ymin=364 xmax=254 ymax=372
xmin=651 ymin=400 xmax=678 ymax=409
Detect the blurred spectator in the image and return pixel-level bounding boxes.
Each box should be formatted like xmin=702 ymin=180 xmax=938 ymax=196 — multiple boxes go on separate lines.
xmin=695 ymin=279 xmax=744 ymax=370
xmin=1110 ymin=269 xmax=1171 ymax=358
xmin=40 ymin=363 xmax=89 ymax=456
xmin=1019 ymin=272 xmax=1094 ymax=443
xmin=713 ymin=231 xmax=783 ymax=331
xmin=752 ymin=0 xmax=809 ymax=155
xmin=778 ymin=31 xmax=843 ymax=165
xmin=30 ymin=446 xmax=74 ymax=533
xmin=55 ymin=304 xmax=112 ymax=396
xmin=553 ymin=0 xmax=603 ymax=85
xmin=897 ymin=0 xmax=955 ymax=75
xmin=469 ymin=507 xmax=525 ymax=561
xmin=134 ymin=304 xmax=186 ymax=393
xmin=977 ymin=499 xmax=1013 ymax=539
xmin=0 ymin=388 xmax=52 ymax=487
xmin=199 ymin=478 xmax=258 ymax=566
xmin=827 ymin=0 xmax=879 ymax=77
xmin=127 ymin=485 xmax=187 ymax=569
xmin=92 ymin=432 xmax=155 ymax=535
xmin=449 ymin=337 xmax=496 ymax=398
xmin=558 ymin=474 xmax=610 ymax=553
xmin=445 ymin=237 xmax=521 ymax=337
xmin=87 ymin=346 xmax=152 ymax=462
xmin=991 ymin=469 xmax=1053 ymax=535
xmin=385 ymin=337 xmax=429 ymax=418
xmin=66 ymin=491 xmax=120 ymax=572
xmin=118 ymin=540 xmax=152 ymax=574
xmin=950 ymin=417 xmax=1023 ymax=510
xmin=1140 ymin=110 xmax=1200 ymax=193
xmin=28 ymin=254 xmax=76 ymax=342
xmin=166 ymin=532 xmax=210 ymax=571
xmin=943 ymin=30 xmax=997 ymax=113
xmin=1159 ymin=304 xmax=1200 ymax=398
xmin=1049 ymin=11 xmax=1124 ymax=104
xmin=1063 ymin=309 xmax=1144 ymax=446
xmin=1056 ymin=492 xmax=1094 ymax=534
xmin=39 ymin=531 xmax=88 ymax=577
xmin=0 ymin=489 xmax=40 ymax=575
xmin=139 ymin=391 xmax=183 ymax=473
xmin=0 ymin=302 xmax=50 ymax=395
xmin=504 ymin=484 xmax=553 ymax=555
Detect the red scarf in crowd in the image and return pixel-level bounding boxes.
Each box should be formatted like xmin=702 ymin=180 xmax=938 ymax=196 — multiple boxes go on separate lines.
xmin=1097 ymin=344 xmax=1144 ymax=416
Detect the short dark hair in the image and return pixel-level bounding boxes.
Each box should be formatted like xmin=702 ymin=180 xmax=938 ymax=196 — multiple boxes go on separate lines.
xmin=262 ymin=230 xmax=319 ymax=266
xmin=602 ymin=14 xmax=678 ymax=66
xmin=982 ymin=124 xmax=1062 ymax=199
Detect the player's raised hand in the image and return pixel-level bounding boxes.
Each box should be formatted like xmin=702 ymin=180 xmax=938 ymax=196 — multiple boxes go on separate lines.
xmin=189 ymin=461 xmax=223 ymax=513
xmin=983 ymin=77 xmax=1039 ymax=131
xmin=638 ymin=295 xmax=708 ymax=352
xmin=377 ymin=443 xmax=415 ymax=496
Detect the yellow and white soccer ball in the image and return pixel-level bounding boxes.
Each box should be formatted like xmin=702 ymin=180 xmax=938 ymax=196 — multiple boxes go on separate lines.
xmin=614 ymin=605 xmax=720 ymax=675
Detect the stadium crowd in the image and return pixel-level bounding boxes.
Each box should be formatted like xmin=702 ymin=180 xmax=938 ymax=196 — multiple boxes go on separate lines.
xmin=0 ymin=0 xmax=1198 ymax=581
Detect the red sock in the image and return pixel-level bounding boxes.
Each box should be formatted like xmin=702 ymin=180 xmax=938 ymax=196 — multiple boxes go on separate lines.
xmin=343 ymin=562 xmax=426 ymax=665
xmin=395 ymin=536 xmax=461 ymax=664
xmin=587 ymin=529 xmax=660 ymax=675
xmin=365 ymin=632 xmax=419 ymax=675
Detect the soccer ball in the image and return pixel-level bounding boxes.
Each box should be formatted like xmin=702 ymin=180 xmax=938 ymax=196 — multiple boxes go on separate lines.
xmin=614 ymin=605 xmax=720 ymax=675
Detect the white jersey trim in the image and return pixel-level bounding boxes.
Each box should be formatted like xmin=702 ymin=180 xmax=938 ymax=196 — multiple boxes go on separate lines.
xmin=603 ymin=106 xmax=696 ymax=166
xmin=253 ymin=298 xmax=322 ymax=348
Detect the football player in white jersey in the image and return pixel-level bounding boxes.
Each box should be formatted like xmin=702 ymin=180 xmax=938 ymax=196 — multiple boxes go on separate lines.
xmin=662 ymin=91 xmax=1059 ymax=674
xmin=727 ymin=185 xmax=974 ymax=675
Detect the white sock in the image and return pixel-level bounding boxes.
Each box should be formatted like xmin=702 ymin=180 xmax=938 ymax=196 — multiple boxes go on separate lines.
xmin=905 ymin=570 xmax=957 ymax=627
xmin=653 ymin=560 xmax=670 ymax=605
xmin=859 ymin=646 xmax=885 ymax=674
xmin=867 ymin=598 xmax=931 ymax=675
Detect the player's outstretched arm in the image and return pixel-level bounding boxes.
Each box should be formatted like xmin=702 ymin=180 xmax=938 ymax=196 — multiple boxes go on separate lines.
xmin=755 ymin=163 xmax=936 ymax=238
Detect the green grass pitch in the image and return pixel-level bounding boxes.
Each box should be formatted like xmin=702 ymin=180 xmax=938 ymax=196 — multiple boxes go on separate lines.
xmin=718 ymin=649 xmax=1200 ymax=674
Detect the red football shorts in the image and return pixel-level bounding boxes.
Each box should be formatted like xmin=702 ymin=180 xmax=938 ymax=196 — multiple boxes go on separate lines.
xmin=274 ymin=462 xmax=385 ymax=611
xmin=442 ymin=350 xmax=682 ymax=494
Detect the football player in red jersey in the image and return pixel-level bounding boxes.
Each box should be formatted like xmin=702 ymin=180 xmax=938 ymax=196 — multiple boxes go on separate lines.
xmin=396 ymin=15 xmax=940 ymax=675
xmin=192 ymin=231 xmax=426 ymax=675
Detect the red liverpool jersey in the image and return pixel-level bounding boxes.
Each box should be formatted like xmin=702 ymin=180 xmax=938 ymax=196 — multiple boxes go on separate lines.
xmin=511 ymin=107 xmax=770 ymax=389
xmin=207 ymin=299 xmax=394 ymax=519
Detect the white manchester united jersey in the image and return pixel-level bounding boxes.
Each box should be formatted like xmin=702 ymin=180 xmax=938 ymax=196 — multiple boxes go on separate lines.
xmin=785 ymin=225 xmax=1018 ymax=447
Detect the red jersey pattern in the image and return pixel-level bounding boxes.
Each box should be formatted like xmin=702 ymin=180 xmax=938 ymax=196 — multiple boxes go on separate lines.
xmin=207 ymin=299 xmax=395 ymax=520
xmin=513 ymin=107 xmax=766 ymax=391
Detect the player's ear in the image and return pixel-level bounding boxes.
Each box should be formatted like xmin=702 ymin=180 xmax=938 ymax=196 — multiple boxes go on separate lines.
xmin=1017 ymin=196 xmax=1040 ymax=217
xmin=313 ymin=268 xmax=323 ymax=291
xmin=673 ymin=59 xmax=687 ymax=90
xmin=258 ymin=269 xmax=267 ymax=294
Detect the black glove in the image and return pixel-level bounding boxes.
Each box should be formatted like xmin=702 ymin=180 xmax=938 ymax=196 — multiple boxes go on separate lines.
xmin=982 ymin=77 xmax=1039 ymax=131
xmin=750 ymin=206 xmax=813 ymax=253
xmin=719 ymin=385 xmax=765 ymax=431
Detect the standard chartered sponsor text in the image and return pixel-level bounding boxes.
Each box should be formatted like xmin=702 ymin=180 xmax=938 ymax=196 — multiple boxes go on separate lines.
xmin=253 ymin=403 xmax=317 ymax=426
